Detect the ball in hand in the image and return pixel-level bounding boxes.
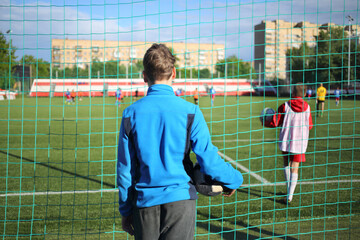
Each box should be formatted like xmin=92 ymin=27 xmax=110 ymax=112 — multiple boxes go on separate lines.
xmin=260 ymin=107 xmax=275 ymax=125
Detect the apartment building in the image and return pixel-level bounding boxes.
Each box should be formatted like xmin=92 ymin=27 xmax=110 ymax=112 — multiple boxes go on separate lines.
xmin=254 ymin=20 xmax=357 ymax=81
xmin=51 ymin=39 xmax=225 ymax=73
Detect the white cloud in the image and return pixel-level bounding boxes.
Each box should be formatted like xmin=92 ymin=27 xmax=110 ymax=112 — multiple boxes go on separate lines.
xmin=0 ymin=0 xmax=358 ymax=62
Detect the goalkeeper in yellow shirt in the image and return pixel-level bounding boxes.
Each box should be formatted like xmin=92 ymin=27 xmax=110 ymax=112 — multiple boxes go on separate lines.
xmin=316 ymin=83 xmax=327 ymax=117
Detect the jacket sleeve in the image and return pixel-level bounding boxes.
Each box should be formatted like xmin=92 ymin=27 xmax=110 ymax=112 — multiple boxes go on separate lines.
xmin=117 ymin=116 xmax=135 ymax=217
xmin=190 ymin=106 xmax=243 ymax=189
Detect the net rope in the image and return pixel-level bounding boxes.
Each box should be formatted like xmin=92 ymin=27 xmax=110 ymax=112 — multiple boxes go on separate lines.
xmin=0 ymin=0 xmax=359 ymax=239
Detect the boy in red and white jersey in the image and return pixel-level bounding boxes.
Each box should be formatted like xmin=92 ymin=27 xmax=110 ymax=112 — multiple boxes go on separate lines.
xmin=265 ymin=84 xmax=313 ymax=204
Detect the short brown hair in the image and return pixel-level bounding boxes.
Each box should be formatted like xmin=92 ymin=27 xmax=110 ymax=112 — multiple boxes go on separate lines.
xmin=292 ymin=83 xmax=305 ymax=97
xmin=143 ymin=44 xmax=176 ymax=83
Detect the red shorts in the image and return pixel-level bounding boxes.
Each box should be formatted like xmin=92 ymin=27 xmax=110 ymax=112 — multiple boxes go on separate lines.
xmin=336 ymin=97 xmax=339 ymax=101
xmin=282 ymin=151 xmax=306 ymax=162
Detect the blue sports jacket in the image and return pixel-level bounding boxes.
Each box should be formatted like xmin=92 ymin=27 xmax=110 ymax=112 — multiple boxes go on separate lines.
xmin=117 ymin=84 xmax=243 ymax=216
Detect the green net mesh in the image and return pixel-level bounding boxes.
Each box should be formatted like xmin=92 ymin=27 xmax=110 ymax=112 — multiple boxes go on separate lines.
xmin=0 ymin=0 xmax=359 ymax=239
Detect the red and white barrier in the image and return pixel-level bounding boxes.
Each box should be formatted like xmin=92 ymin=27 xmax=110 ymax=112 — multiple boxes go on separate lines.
xmin=29 ymin=78 xmax=256 ymax=97
xmin=0 ymin=90 xmax=17 ymax=100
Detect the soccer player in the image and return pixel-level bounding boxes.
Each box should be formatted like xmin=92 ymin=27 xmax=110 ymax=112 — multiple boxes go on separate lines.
xmin=115 ymin=88 xmax=122 ymax=106
xmin=306 ymin=88 xmax=312 ymax=101
xmin=210 ymin=87 xmax=216 ymax=106
xmin=265 ymin=84 xmax=313 ymax=205
xmin=135 ymin=89 xmax=139 ymax=100
xmin=193 ymin=88 xmax=199 ymax=105
xmin=175 ymin=88 xmax=181 ymax=97
xmin=78 ymin=91 xmax=83 ymax=101
xmin=65 ymin=89 xmax=71 ymax=105
xmin=71 ymin=90 xmax=76 ymax=104
xmin=117 ymin=44 xmax=243 ymax=240
xmin=334 ymin=87 xmax=341 ymax=106
xmin=316 ymin=83 xmax=326 ymax=117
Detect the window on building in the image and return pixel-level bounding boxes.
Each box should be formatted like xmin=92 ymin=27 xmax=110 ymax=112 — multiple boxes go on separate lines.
xmin=130 ymin=48 xmax=137 ymax=58
xmin=199 ymin=51 xmax=206 ymax=60
xmin=75 ymin=45 xmax=82 ymax=52
xmin=113 ymin=49 xmax=121 ymax=58
xmin=265 ymin=46 xmax=275 ymax=52
xmin=185 ymin=51 xmax=191 ymax=60
xmin=53 ymin=46 xmax=61 ymax=55
xmin=217 ymin=49 xmax=225 ymax=60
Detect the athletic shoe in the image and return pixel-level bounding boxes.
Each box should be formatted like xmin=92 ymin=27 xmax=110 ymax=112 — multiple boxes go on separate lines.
xmin=283 ymin=197 xmax=291 ymax=206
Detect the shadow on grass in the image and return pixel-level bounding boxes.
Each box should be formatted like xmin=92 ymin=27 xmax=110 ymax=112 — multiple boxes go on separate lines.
xmin=0 ymin=150 xmax=116 ymax=189
xmin=196 ymin=210 xmax=297 ymax=240
xmin=237 ymin=187 xmax=288 ymax=205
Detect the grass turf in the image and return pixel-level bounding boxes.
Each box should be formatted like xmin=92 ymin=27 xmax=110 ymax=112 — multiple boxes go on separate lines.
xmin=0 ymin=94 xmax=359 ymax=239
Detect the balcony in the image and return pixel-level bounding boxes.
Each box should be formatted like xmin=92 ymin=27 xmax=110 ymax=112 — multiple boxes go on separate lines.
xmin=53 ymin=46 xmax=61 ymax=55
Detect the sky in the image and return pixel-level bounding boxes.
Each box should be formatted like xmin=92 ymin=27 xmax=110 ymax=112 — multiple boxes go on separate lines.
xmin=0 ymin=0 xmax=358 ymax=62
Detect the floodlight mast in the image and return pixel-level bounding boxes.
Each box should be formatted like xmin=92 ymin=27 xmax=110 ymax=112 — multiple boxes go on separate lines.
xmin=346 ymin=15 xmax=354 ymax=87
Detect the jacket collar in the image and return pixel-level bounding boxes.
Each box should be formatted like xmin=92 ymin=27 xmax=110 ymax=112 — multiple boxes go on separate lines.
xmin=147 ymin=84 xmax=174 ymax=96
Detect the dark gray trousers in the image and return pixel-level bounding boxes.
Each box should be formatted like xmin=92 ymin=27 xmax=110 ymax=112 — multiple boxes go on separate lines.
xmin=133 ymin=200 xmax=196 ymax=240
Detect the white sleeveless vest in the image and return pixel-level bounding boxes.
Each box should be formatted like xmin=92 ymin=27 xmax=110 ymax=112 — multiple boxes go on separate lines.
xmin=279 ymin=102 xmax=311 ymax=154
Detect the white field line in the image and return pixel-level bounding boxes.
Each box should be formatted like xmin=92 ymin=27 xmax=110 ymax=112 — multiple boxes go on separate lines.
xmin=213 ymin=139 xmax=274 ymax=142
xmin=1 ymin=179 xmax=358 ymax=197
xmin=241 ymin=179 xmax=360 ymax=188
xmin=213 ymin=136 xmax=360 ymax=143
xmin=218 ymin=151 xmax=270 ymax=184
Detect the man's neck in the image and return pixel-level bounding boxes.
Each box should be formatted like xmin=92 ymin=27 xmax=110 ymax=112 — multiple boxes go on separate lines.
xmin=148 ymin=79 xmax=172 ymax=87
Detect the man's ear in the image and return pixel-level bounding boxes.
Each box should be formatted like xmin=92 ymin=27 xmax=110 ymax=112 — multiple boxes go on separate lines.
xmin=143 ymin=71 xmax=148 ymax=83
xmin=171 ymin=67 xmax=176 ymax=79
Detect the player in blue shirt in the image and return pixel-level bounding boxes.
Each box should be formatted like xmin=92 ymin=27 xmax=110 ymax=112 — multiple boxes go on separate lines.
xmin=210 ymin=87 xmax=216 ymax=106
xmin=117 ymin=44 xmax=243 ymax=240
xmin=334 ymin=87 xmax=341 ymax=106
xmin=65 ymin=89 xmax=71 ymax=105
xmin=115 ymin=88 xmax=122 ymax=106
xmin=306 ymin=88 xmax=313 ymax=101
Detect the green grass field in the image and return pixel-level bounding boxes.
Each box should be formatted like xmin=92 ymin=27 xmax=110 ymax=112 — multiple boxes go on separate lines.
xmin=1 ymin=94 xmax=359 ymax=239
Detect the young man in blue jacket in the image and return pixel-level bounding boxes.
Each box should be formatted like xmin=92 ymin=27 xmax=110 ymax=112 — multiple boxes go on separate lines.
xmin=117 ymin=43 xmax=243 ymax=240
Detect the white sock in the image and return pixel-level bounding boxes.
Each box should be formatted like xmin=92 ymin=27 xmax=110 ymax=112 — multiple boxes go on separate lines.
xmin=283 ymin=166 xmax=290 ymax=193
xmin=288 ymin=172 xmax=298 ymax=202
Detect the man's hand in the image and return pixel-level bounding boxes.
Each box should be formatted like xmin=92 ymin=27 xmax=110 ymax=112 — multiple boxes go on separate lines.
xmin=222 ymin=186 xmax=236 ymax=197
xmin=122 ymin=215 xmax=135 ymax=236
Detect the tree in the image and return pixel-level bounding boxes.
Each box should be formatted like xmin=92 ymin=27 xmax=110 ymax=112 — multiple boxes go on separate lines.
xmin=316 ymin=27 xmax=350 ymax=84
xmin=129 ymin=60 xmax=143 ymax=78
xmin=19 ymin=55 xmax=50 ymax=78
xmin=287 ymin=26 xmax=359 ymax=87
xmin=199 ymin=68 xmax=211 ymax=78
xmin=215 ymin=55 xmax=257 ymax=79
xmin=286 ymin=42 xmax=315 ymax=84
xmin=51 ymin=60 xmax=128 ymax=79
xmin=0 ymin=31 xmax=17 ymax=89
